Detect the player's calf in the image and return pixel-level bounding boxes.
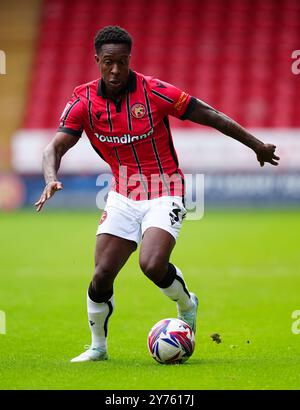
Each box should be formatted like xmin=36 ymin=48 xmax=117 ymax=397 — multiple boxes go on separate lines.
xmin=156 ymin=264 xmax=198 ymax=332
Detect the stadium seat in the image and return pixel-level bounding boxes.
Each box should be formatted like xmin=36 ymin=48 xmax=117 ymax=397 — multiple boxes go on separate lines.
xmin=23 ymin=0 xmax=300 ymax=129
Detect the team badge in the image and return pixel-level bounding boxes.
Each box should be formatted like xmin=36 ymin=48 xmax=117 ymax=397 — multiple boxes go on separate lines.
xmin=99 ymin=211 xmax=107 ymax=225
xmin=130 ymin=103 xmax=146 ymax=119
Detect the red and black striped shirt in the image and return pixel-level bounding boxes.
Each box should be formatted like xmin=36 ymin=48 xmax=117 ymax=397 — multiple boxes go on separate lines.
xmin=58 ymin=70 xmax=196 ymax=200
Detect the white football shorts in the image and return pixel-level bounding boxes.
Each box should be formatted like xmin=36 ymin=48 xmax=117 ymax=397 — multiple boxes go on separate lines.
xmin=96 ymin=191 xmax=187 ymax=244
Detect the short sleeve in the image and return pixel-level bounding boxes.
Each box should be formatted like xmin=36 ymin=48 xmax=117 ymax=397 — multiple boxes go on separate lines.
xmin=149 ymin=78 xmax=197 ymax=120
xmin=57 ymin=91 xmax=84 ymax=137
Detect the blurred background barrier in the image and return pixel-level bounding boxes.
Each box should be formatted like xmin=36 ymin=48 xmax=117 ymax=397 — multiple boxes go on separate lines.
xmin=1 ymin=0 xmax=299 ymax=210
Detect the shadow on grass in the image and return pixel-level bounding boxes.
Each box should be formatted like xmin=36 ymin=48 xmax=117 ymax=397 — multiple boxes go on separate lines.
xmin=100 ymin=357 xmax=240 ymax=368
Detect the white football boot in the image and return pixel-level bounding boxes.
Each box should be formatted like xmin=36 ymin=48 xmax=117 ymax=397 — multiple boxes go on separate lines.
xmin=70 ymin=346 xmax=108 ymax=363
xmin=178 ymin=293 xmax=199 ymax=334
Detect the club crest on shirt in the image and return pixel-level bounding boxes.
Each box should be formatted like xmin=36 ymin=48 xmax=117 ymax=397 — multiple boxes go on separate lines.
xmin=130 ymin=103 xmax=146 ymax=119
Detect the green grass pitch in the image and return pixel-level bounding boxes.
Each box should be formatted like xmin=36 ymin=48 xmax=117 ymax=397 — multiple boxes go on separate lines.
xmin=0 ymin=209 xmax=300 ymax=390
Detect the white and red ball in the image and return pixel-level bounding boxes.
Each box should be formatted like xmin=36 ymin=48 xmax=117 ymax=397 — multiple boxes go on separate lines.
xmin=147 ymin=318 xmax=195 ymax=364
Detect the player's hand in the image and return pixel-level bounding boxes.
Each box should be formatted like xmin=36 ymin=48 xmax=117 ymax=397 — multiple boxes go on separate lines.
xmin=34 ymin=181 xmax=63 ymax=212
xmin=256 ymin=144 xmax=280 ymax=167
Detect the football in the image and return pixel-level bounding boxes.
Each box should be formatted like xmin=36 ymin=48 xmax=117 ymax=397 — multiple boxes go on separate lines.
xmin=147 ymin=318 xmax=195 ymax=364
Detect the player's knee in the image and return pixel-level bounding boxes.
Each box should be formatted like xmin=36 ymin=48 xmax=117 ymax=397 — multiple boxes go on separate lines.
xmin=93 ymin=265 xmax=115 ymax=292
xmin=140 ymin=257 xmax=168 ymax=283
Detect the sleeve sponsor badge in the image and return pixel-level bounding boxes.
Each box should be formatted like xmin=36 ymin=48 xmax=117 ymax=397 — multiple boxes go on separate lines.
xmin=174 ymin=92 xmax=188 ymax=111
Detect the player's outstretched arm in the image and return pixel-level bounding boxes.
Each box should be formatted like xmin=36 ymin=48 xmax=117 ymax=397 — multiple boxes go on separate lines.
xmin=35 ymin=132 xmax=80 ymax=212
xmin=186 ymin=99 xmax=280 ymax=167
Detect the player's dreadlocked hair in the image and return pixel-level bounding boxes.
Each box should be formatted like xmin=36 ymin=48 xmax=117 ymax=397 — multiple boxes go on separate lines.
xmin=94 ymin=26 xmax=132 ymax=54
